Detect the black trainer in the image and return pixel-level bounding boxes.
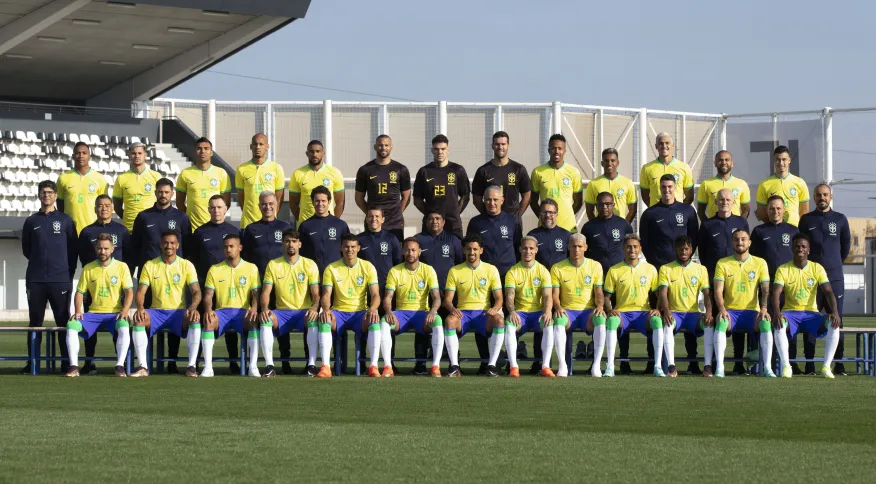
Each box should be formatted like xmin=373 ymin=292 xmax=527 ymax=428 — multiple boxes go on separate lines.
xmin=529 ymin=361 xmax=542 ymax=375
xmin=517 ymin=341 xmax=528 ymax=359
xmin=643 ymin=362 xmax=655 ymax=375
xmin=447 ymin=365 xmax=462 ymax=377
xmin=804 ymin=363 xmax=816 ymax=375
xmin=304 ymin=365 xmax=318 ymax=377
xmin=687 ymin=362 xmax=703 ymax=375
xmin=732 ymin=363 xmax=747 ymax=375
xmin=81 ymin=362 xmax=98 ymax=375
xmin=485 ymin=365 xmax=499 ymax=377
xmin=263 ymin=365 xmax=276 ymax=378
xmin=166 ymin=362 xmax=179 ymax=375
xmin=620 ymin=362 xmax=633 ymax=375
xmin=791 ymin=363 xmax=803 ymax=375
xmin=476 ymin=362 xmax=488 ymax=375
xmin=410 ymin=363 xmax=429 ymax=375
xmin=19 ymin=363 xmax=32 ymax=375
xmin=834 ymin=363 xmax=847 ymax=376
xmin=282 ymin=362 xmax=293 ymax=375
xmin=575 ymin=341 xmax=588 ymax=359
xmin=229 ymin=362 xmax=241 ymax=375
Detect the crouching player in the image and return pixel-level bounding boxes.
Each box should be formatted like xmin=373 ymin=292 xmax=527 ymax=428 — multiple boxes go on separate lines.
xmin=443 ymin=234 xmax=503 ymax=377
xmin=202 ymin=235 xmax=260 ymax=377
xmin=771 ymin=233 xmax=842 ymax=379
xmin=64 ymin=234 xmax=134 ymax=377
xmin=603 ymin=234 xmax=661 ymax=376
xmin=320 ymin=233 xmax=381 ymax=378
xmin=259 ymin=230 xmax=320 ymax=378
xmin=504 ymin=236 xmax=553 ymax=378
xmin=550 ymin=234 xmax=606 ymax=377
xmin=657 ymin=235 xmax=712 ymax=377
xmin=383 ymin=237 xmax=443 ymax=377
xmin=132 ymin=230 xmax=201 ymax=377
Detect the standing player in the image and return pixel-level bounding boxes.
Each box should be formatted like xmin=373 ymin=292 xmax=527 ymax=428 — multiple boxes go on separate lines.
xmin=602 ymin=235 xmax=661 ymax=375
xmin=657 ymin=236 xmax=712 ymax=377
xmin=413 ymin=134 xmax=471 ymax=238
xmin=319 ymin=234 xmax=381 ymax=377
xmin=64 ymin=234 xmax=134 ymax=377
xmin=639 ymin=133 xmax=694 ymax=207
xmin=113 ymin=142 xmax=161 ymax=232
xmin=259 ymin=230 xmax=321 ymax=378
xmin=235 ymin=133 xmax=286 ymax=229
xmin=22 ymin=180 xmax=77 ymax=373
xmin=755 ymin=145 xmax=809 ymax=226
xmin=176 ymin=137 xmax=231 ymax=230
xmin=529 ymin=134 xmax=583 ymax=232
xmin=354 ymin=135 xmax=411 ymax=241
xmin=201 ymin=235 xmax=261 ymax=377
xmin=799 ymin=184 xmax=850 ymax=375
xmin=383 ymin=238 xmax=443 ymax=377
xmin=771 ymin=233 xmax=842 ymax=379
xmin=132 ymin=230 xmax=201 ymax=377
xmin=550 ymin=234 xmax=606 ymax=377
xmin=57 ymin=142 xmax=108 ymax=234
xmin=584 ymin=148 xmax=637 ymax=223
xmin=472 ymin=131 xmax=531 ymax=220
xmin=442 ymin=234 xmax=504 ymax=377
xmin=713 ymin=229 xmax=771 ymax=378
xmin=289 ymin=140 xmax=345 ymax=224
xmin=696 ymin=150 xmax=751 ymax=222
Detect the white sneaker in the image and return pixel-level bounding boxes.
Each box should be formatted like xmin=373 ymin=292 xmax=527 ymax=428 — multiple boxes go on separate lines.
xmin=591 ymin=364 xmax=602 ymax=378
xmin=557 ymin=364 xmax=568 ymax=377
xmin=249 ymin=366 xmax=261 ymax=378
xmin=200 ymin=367 xmax=214 ymax=378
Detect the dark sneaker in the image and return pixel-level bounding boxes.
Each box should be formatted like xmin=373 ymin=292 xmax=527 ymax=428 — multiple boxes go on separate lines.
xmin=575 ymin=341 xmax=588 ymax=359
xmin=282 ymin=362 xmax=293 ymax=375
xmin=166 ymin=362 xmax=179 ymax=375
xmin=185 ymin=366 xmax=198 ymax=377
xmin=114 ymin=365 xmax=127 ymax=377
xmin=447 ymin=365 xmax=462 ymax=378
xmin=733 ymin=363 xmax=747 ymax=376
xmin=833 ymin=363 xmax=847 ymax=376
xmin=410 ymin=363 xmax=429 ymax=375
xmin=687 ymin=363 xmax=703 ymax=375
xmin=229 ymin=362 xmax=241 ymax=375
xmin=804 ymin=363 xmax=816 ymax=375
xmin=485 ymin=365 xmax=499 ymax=377
xmin=263 ymin=365 xmax=276 ymax=378
xmin=667 ymin=365 xmax=678 ymax=377
xmin=791 ymin=363 xmax=803 ymax=375
xmin=19 ymin=363 xmax=32 ymax=375
xmin=620 ymin=362 xmax=633 ymax=375
xmin=529 ymin=361 xmax=542 ymax=375
xmin=517 ymin=341 xmax=528 ymax=359
xmin=643 ymin=362 xmax=655 ymax=375
xmin=476 ymin=362 xmax=488 ymax=375
xmin=305 ymin=365 xmax=318 ymax=377
xmin=63 ymin=365 xmax=80 ymax=377
xmin=703 ymin=365 xmax=714 ymax=378
xmin=81 ymin=362 xmax=98 ymax=375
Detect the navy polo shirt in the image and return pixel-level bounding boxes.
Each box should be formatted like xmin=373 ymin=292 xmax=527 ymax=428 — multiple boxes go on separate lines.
xmin=697 ymin=214 xmax=749 ymax=276
xmin=130 ymin=204 xmax=191 ymax=268
xmin=78 ymin=220 xmax=131 ymax=268
xmin=581 ymin=215 xmax=634 ymax=274
xmin=241 ymin=218 xmax=292 ymax=276
xmin=750 ymin=221 xmax=799 ymax=279
xmin=358 ymin=229 xmax=402 ymax=289
xmin=415 ymin=230 xmax=464 ymax=290
xmin=799 ymin=210 xmax=851 ymax=280
xmin=190 ymin=221 xmax=240 ymax=280
xmin=639 ymin=201 xmax=699 ymax=267
xmin=466 ymin=211 xmax=522 ymax=278
xmin=527 ymin=225 xmax=572 ymax=270
xmin=298 ymin=214 xmax=350 ymax=275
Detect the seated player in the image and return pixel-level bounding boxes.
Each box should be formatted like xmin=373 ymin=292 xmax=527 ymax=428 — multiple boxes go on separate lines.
xmin=713 ymin=229 xmax=771 ymax=378
xmin=504 ymin=236 xmax=554 ymax=378
xmin=383 ymin=237 xmax=443 ymax=377
xmin=771 ymin=233 xmax=842 ymax=379
xmin=442 ymin=233 xmax=504 ymax=377
xmin=320 ymin=233 xmax=381 ymax=378
xmin=132 ymin=230 xmax=202 ymax=377
xmin=602 ymin=234 xmax=661 ymax=376
xmin=657 ymin=235 xmax=712 ymax=378
xmin=259 ymin=230 xmax=321 ymax=378
xmin=551 ymin=233 xmax=606 ymax=377
xmin=202 ymin=235 xmax=261 ymax=377
xmin=64 ymin=234 xmax=134 ymax=377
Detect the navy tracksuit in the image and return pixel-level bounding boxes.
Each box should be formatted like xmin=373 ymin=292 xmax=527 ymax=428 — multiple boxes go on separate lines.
xmin=130 ymin=205 xmax=191 ymax=269
xmin=581 ymin=216 xmax=634 ymax=274
xmin=528 ymin=226 xmax=572 ymax=271
xmin=466 ymin=211 xmax=522 ymax=278
xmin=298 ymin=215 xmax=350 ymax=276
xmin=414 ymin=230 xmax=464 ymax=365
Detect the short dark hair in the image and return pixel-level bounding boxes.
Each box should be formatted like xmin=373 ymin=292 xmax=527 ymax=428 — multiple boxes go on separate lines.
xmin=341 ymin=233 xmax=359 ymax=244
xmin=674 ymin=235 xmax=693 ymax=249
xmin=195 ymin=137 xmax=212 ymax=147
xmin=73 ymin=141 xmax=90 ymax=152
xmin=540 ymin=198 xmax=559 ymax=211
xmin=95 ymin=194 xmax=112 ymax=205
xmin=38 ymin=180 xmax=57 ymax=192
xmin=714 ymin=150 xmax=731 ymax=159
xmin=223 ymin=233 xmax=241 ymax=244
xmin=282 ymin=229 xmax=300 ymax=241
xmin=601 ymin=148 xmax=619 ymax=158
xmin=365 ymin=204 xmax=384 ymax=215
xmin=766 ymin=195 xmax=785 ymax=205
xmin=792 ymin=232 xmax=811 ymax=245
xmin=307 ymin=139 xmax=324 ymax=150
xmin=160 ymin=229 xmax=179 ymax=241
xmin=375 ymin=134 xmax=391 ymax=143
xmin=774 ymin=145 xmax=791 ymax=157
xmin=732 ymin=228 xmax=750 ymax=238
xmin=310 ymin=185 xmax=331 ymax=202
xmin=549 ymin=133 xmax=566 ymax=145
xmin=492 ymin=131 xmax=510 ymax=142
xmin=95 ymin=233 xmax=114 ymax=245
xmin=431 ymin=134 xmax=449 ymax=145
xmin=156 ymin=178 xmax=174 ymax=190
xmin=402 ymin=237 xmax=420 ymax=247
xmin=425 ymin=210 xmax=444 ymax=219
xmin=596 ymin=191 xmax=614 ymax=202
xmin=208 ymin=194 xmax=226 ymax=204
xmin=659 ymin=174 xmax=676 ymax=184
xmin=462 ymin=233 xmax=483 ymax=248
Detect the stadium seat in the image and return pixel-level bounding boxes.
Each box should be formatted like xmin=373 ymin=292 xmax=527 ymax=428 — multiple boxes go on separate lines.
xmin=142 ymin=137 xmax=151 ymax=146
xmin=58 ymin=133 xmax=68 ymax=144
xmin=7 ymin=184 xmax=18 ymax=196
xmin=104 ymin=174 xmax=113 ymax=185
xmin=7 ymin=144 xmax=20 ymax=155
xmin=119 ymin=161 xmax=129 ymax=172
xmin=12 ymin=199 xmax=23 ymax=212
xmin=69 ymin=134 xmax=79 ymax=144
xmin=0 ymin=157 xmax=10 ymax=168
xmin=22 ymin=157 xmax=35 ymax=169
xmin=131 ymin=136 xmax=141 ymax=144
xmin=100 ymin=135 xmax=110 ymax=145
xmin=79 ymin=134 xmax=90 ymax=145
xmin=0 ymin=199 xmax=11 ymax=211
xmin=11 ymin=158 xmax=22 ymax=169
xmin=110 ymin=135 xmax=120 ymax=145
xmin=0 ymin=185 xmax=7 ymax=197
xmin=93 ymin=147 xmax=106 ymax=159
xmin=97 ymin=160 xmax=109 ymax=172
xmin=62 ymin=146 xmax=73 ymax=157
xmin=26 ymin=172 xmax=38 ymax=183
xmin=26 ymin=132 xmax=38 ymax=143
xmin=2 ymin=131 xmax=13 ymax=141
xmin=90 ymin=134 xmax=102 ymax=146
xmin=15 ymin=131 xmax=27 ymax=142
xmin=114 ymin=147 xmax=126 ymax=158
xmin=109 ymin=161 xmax=119 ymax=173
xmin=15 ymin=171 xmax=26 ymax=183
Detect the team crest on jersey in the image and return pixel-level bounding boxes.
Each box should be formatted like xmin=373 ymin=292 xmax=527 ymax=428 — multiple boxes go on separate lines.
xmin=88 ymin=184 xmax=96 ymax=193
xmin=584 ymin=275 xmax=592 ymax=285
xmin=478 ymin=277 xmax=487 ymax=287
xmin=264 ymin=173 xmax=273 ymax=182
xmin=639 ymin=276 xmax=647 ymax=285
xmin=145 ymin=183 xmax=153 ymax=192
xmin=447 ymin=173 xmax=456 ymax=184
xmin=747 ymin=271 xmax=756 ymax=280
xmin=328 ymin=228 xmax=337 ymax=238
xmin=239 ymin=276 xmax=247 ymax=286
xmin=275 ymin=230 xmax=282 ymax=242
xmin=417 ymin=280 xmax=426 ymax=290
xmin=168 ymin=220 xmax=177 ymax=230
xmin=389 ymin=171 xmax=398 ymax=183
xmin=829 ymin=223 xmax=837 ymax=234
xmin=173 ymin=274 xmax=181 ymax=283
xmin=789 ymin=187 xmax=797 ymax=197
xmin=673 ymin=173 xmax=680 ymax=182
xmin=297 ymin=273 xmax=305 ymax=282
xmin=554 ymin=239 xmax=563 ymax=249
xmin=562 ymin=177 xmax=570 ymax=187
xmin=617 ymin=188 xmax=625 ymax=198
xmin=322 ymin=178 xmax=331 ymax=187
xmin=210 ymin=178 xmax=218 ymax=188
xmin=675 ymin=213 xmax=684 ymax=224
xmin=111 ymin=234 xmax=118 ymax=246
xmin=691 ymin=276 xmax=699 ymax=286
xmin=508 ymin=173 xmax=516 ymax=184
xmin=807 ymin=277 xmax=815 ymax=287
xmin=532 ymin=278 xmax=541 ymax=288
xmin=52 ymin=221 xmax=61 ymax=233
xmin=782 ymin=233 xmax=790 ymax=244
xmin=110 ymin=276 xmax=118 ymax=285
xmin=356 ymin=276 xmax=364 ymax=285
xmin=500 ymin=225 xmax=508 ymax=236
xmin=611 ymin=229 xmax=620 ymax=241
xmin=442 ymin=244 xmax=450 ymax=256
xmin=732 ymin=188 xmax=739 ymax=197
xmin=380 ymin=242 xmax=389 ymax=254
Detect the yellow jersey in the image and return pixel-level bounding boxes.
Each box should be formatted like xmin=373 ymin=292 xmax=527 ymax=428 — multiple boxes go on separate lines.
xmin=639 ymin=158 xmax=694 ymax=206
xmin=288 ymin=163 xmax=345 ymax=223
xmin=696 ymin=175 xmax=751 ymax=218
xmin=175 ymin=164 xmax=232 ymax=229
xmin=550 ymin=258 xmax=603 ymax=310
xmin=755 ymin=173 xmax=810 ymax=227
xmin=112 ymin=167 xmax=161 ymax=231
xmin=445 ymin=261 xmax=502 ymax=311
xmin=263 ymin=255 xmax=320 ymax=310
xmin=56 ymin=169 xmax=109 ymax=234
xmin=713 ymin=255 xmax=770 ymax=311
xmin=584 ymin=174 xmax=637 ymax=219
xmin=604 ymin=260 xmax=658 ymax=312
xmin=530 ymin=162 xmax=583 ymax=232
xmin=657 ymin=261 xmax=710 ymax=313
xmin=138 ymin=256 xmax=199 ymax=310
xmin=204 ymin=260 xmax=261 ymax=310
xmin=235 ymin=160 xmax=286 ymax=229
xmin=76 ymin=259 xmax=133 ymax=313
xmin=385 ymin=262 xmax=440 ymax=311
xmin=774 ymin=261 xmax=830 ymax=312
xmin=322 ymin=258 xmax=379 ymax=312
xmin=504 ymin=261 xmax=553 ymax=312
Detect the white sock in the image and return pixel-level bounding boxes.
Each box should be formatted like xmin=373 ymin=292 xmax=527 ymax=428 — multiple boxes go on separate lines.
xmin=133 ymin=328 xmax=149 ymax=368
xmin=260 ymin=325 xmax=274 ymax=367
xmin=760 ymin=330 xmax=774 ymax=373
xmin=319 ymin=330 xmax=332 ymax=366
xmin=67 ymin=329 xmax=80 ymax=368
xmin=247 ymin=330 xmax=259 ymax=370
xmin=554 ymin=325 xmax=567 ymax=373
xmin=505 ymin=324 xmax=518 ymax=368
xmin=652 ymin=327 xmax=665 ymax=372
xmin=606 ymin=329 xmax=617 ymax=369
xmin=714 ymin=330 xmax=727 ymax=373
xmin=774 ymin=327 xmax=789 ymax=370
xmin=823 ymin=325 xmax=840 ymax=368
xmin=306 ymin=325 xmax=318 ymax=366
xmin=186 ymin=324 xmax=201 ymax=367
xmin=541 ymin=327 xmax=555 ymax=369
xmin=444 ymin=330 xmax=459 ymax=366
xmin=663 ymin=325 xmax=675 ymax=367
xmin=115 ymin=326 xmax=130 ymax=366
xmin=380 ymin=322 xmax=393 ymax=368
xmin=488 ymin=329 xmax=504 ymax=366
xmin=703 ymin=327 xmax=715 ymax=368
xmin=431 ymin=325 xmax=444 ymax=367
xmin=367 ymin=325 xmax=380 ymax=367
xmin=592 ymin=325 xmax=606 ymax=370
xmin=202 ymin=332 xmax=215 ymax=370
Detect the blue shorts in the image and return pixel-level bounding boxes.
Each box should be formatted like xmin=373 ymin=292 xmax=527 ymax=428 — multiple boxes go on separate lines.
xmin=566 ymin=309 xmax=594 ymax=334
xmin=216 ymin=308 xmax=247 ymax=336
xmin=146 ymin=309 xmax=185 ymax=337
xmin=509 ymin=311 xmax=544 ymax=335
xmin=671 ymin=312 xmax=704 ymax=336
xmin=458 ymin=310 xmax=488 ymax=337
xmin=333 ymin=310 xmax=366 ymax=334
xmin=394 ymin=310 xmax=429 ymax=334
xmin=783 ymin=311 xmax=828 ymax=339
xmin=275 ymin=309 xmax=307 ymax=335
xmin=618 ymin=311 xmax=649 ymax=336
xmin=75 ymin=313 xmax=122 ymax=338
xmin=726 ymin=310 xmax=757 ymax=333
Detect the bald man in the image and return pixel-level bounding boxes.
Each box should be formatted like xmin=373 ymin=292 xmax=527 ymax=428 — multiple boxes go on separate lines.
xmin=235 ymin=133 xmax=286 ymax=229
xmin=639 ymin=132 xmax=695 ymax=208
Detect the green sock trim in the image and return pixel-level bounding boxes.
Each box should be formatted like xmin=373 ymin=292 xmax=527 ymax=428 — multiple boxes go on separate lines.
xmin=133 ymin=325 xmax=146 ymax=332
xmin=606 ymin=315 xmax=621 ymax=331
xmin=492 ymin=327 xmax=505 ymax=335
xmin=248 ymin=330 xmax=259 ymax=338
xmin=66 ymin=320 xmax=83 ymax=332
xmin=189 ymin=323 xmax=201 ymax=330
xmin=368 ymin=323 xmax=381 ymax=332
xmin=758 ymin=319 xmax=772 ymax=333
xmin=444 ymin=328 xmax=456 ymax=336
xmin=318 ymin=323 xmax=332 ymax=333
xmin=115 ymin=319 xmax=129 ymax=329
xmin=505 ymin=321 xmax=517 ymax=329
xmin=553 ymin=315 xmax=569 ymax=327
xmin=715 ymin=317 xmax=730 ymax=332
xmin=649 ymin=315 xmax=663 ymax=330
xmin=260 ymin=322 xmax=272 ymax=327
xmin=592 ymin=315 xmax=606 ymax=326
xmin=306 ymin=321 xmax=319 ymax=328
xmin=202 ymin=330 xmax=215 ymax=340
xmin=431 ymin=314 xmax=443 ymax=327
xmin=380 ymin=316 xmax=386 ymax=323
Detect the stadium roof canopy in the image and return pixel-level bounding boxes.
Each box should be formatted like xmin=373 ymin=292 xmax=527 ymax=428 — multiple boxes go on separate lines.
xmin=0 ymin=0 xmax=311 ymax=108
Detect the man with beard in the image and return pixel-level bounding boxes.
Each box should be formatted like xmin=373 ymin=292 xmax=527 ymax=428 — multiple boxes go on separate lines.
xmin=472 ymin=131 xmax=531 ymax=220
xmin=584 ymin=148 xmax=637 ymax=223
xmin=354 ymin=135 xmax=411 ymax=242
xmin=697 ymin=150 xmax=751 ymax=222
xmin=289 ymin=140 xmax=345 ymax=224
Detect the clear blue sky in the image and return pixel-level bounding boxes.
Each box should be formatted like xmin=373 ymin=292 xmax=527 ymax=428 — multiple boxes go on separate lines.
xmin=165 ymin=0 xmax=876 ymax=216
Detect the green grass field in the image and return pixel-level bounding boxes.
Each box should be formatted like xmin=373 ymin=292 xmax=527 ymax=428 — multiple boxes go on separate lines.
xmin=1 ymin=318 xmax=875 ymax=483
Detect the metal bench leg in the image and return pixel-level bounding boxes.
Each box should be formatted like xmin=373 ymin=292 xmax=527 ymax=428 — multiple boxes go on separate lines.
xmin=30 ymin=331 xmax=37 ymax=376
xmin=334 ymin=331 xmax=342 ymax=376
xmin=240 ymin=336 xmax=246 ymax=376
xmin=355 ymin=333 xmax=361 ymax=376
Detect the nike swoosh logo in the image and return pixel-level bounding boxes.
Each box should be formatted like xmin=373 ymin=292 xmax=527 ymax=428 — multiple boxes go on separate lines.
xmin=487 ymin=178 xmax=494 ymax=182
xmin=254 ymin=235 xmax=262 ymax=238
xmin=361 ymin=247 xmax=369 ymax=250
xmin=147 ymin=224 xmax=154 ymax=227
xmin=309 ymin=232 xmax=317 ymax=235
xmin=33 ymin=227 xmax=40 ymax=230
xmin=670 ymin=279 xmax=677 ymax=283
xmin=763 ymin=237 xmax=770 ymax=240
xmin=517 ymin=282 xmax=524 ymax=286
xmin=90 ymin=280 xmax=96 ymax=283
xmin=370 ymin=176 xmax=377 ymax=179
xmin=61 ymin=291 xmax=68 ymax=295
xmin=563 ymin=279 xmax=571 ymax=283
xmin=809 ymin=227 xmax=816 ymax=230
xmin=656 ymin=219 xmax=664 ymax=223
xmin=838 ymin=294 xmax=843 ymax=299
xmin=90 ymin=239 xmax=96 ymax=242
xmin=480 ymin=230 xmax=488 ymax=234
xmin=278 ymin=276 xmax=284 ymax=280
xmin=593 ymin=234 xmax=601 ymax=237
xmin=459 ymin=281 xmax=467 ymax=285
xmin=219 ymin=280 xmax=225 ymax=283
xmin=426 ymin=178 xmax=434 ymax=182
xmin=398 ymin=283 xmax=406 ymax=287
xmin=537 ymin=243 xmax=543 ymax=246
xmin=712 ymin=233 xmax=720 ymax=237
xmin=204 ymin=238 xmax=211 ymax=241
xmin=619 ymin=279 xmax=626 ymax=283
xmin=421 ymin=249 xmax=428 ymax=252
xmin=153 ymin=276 xmax=159 ymax=279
